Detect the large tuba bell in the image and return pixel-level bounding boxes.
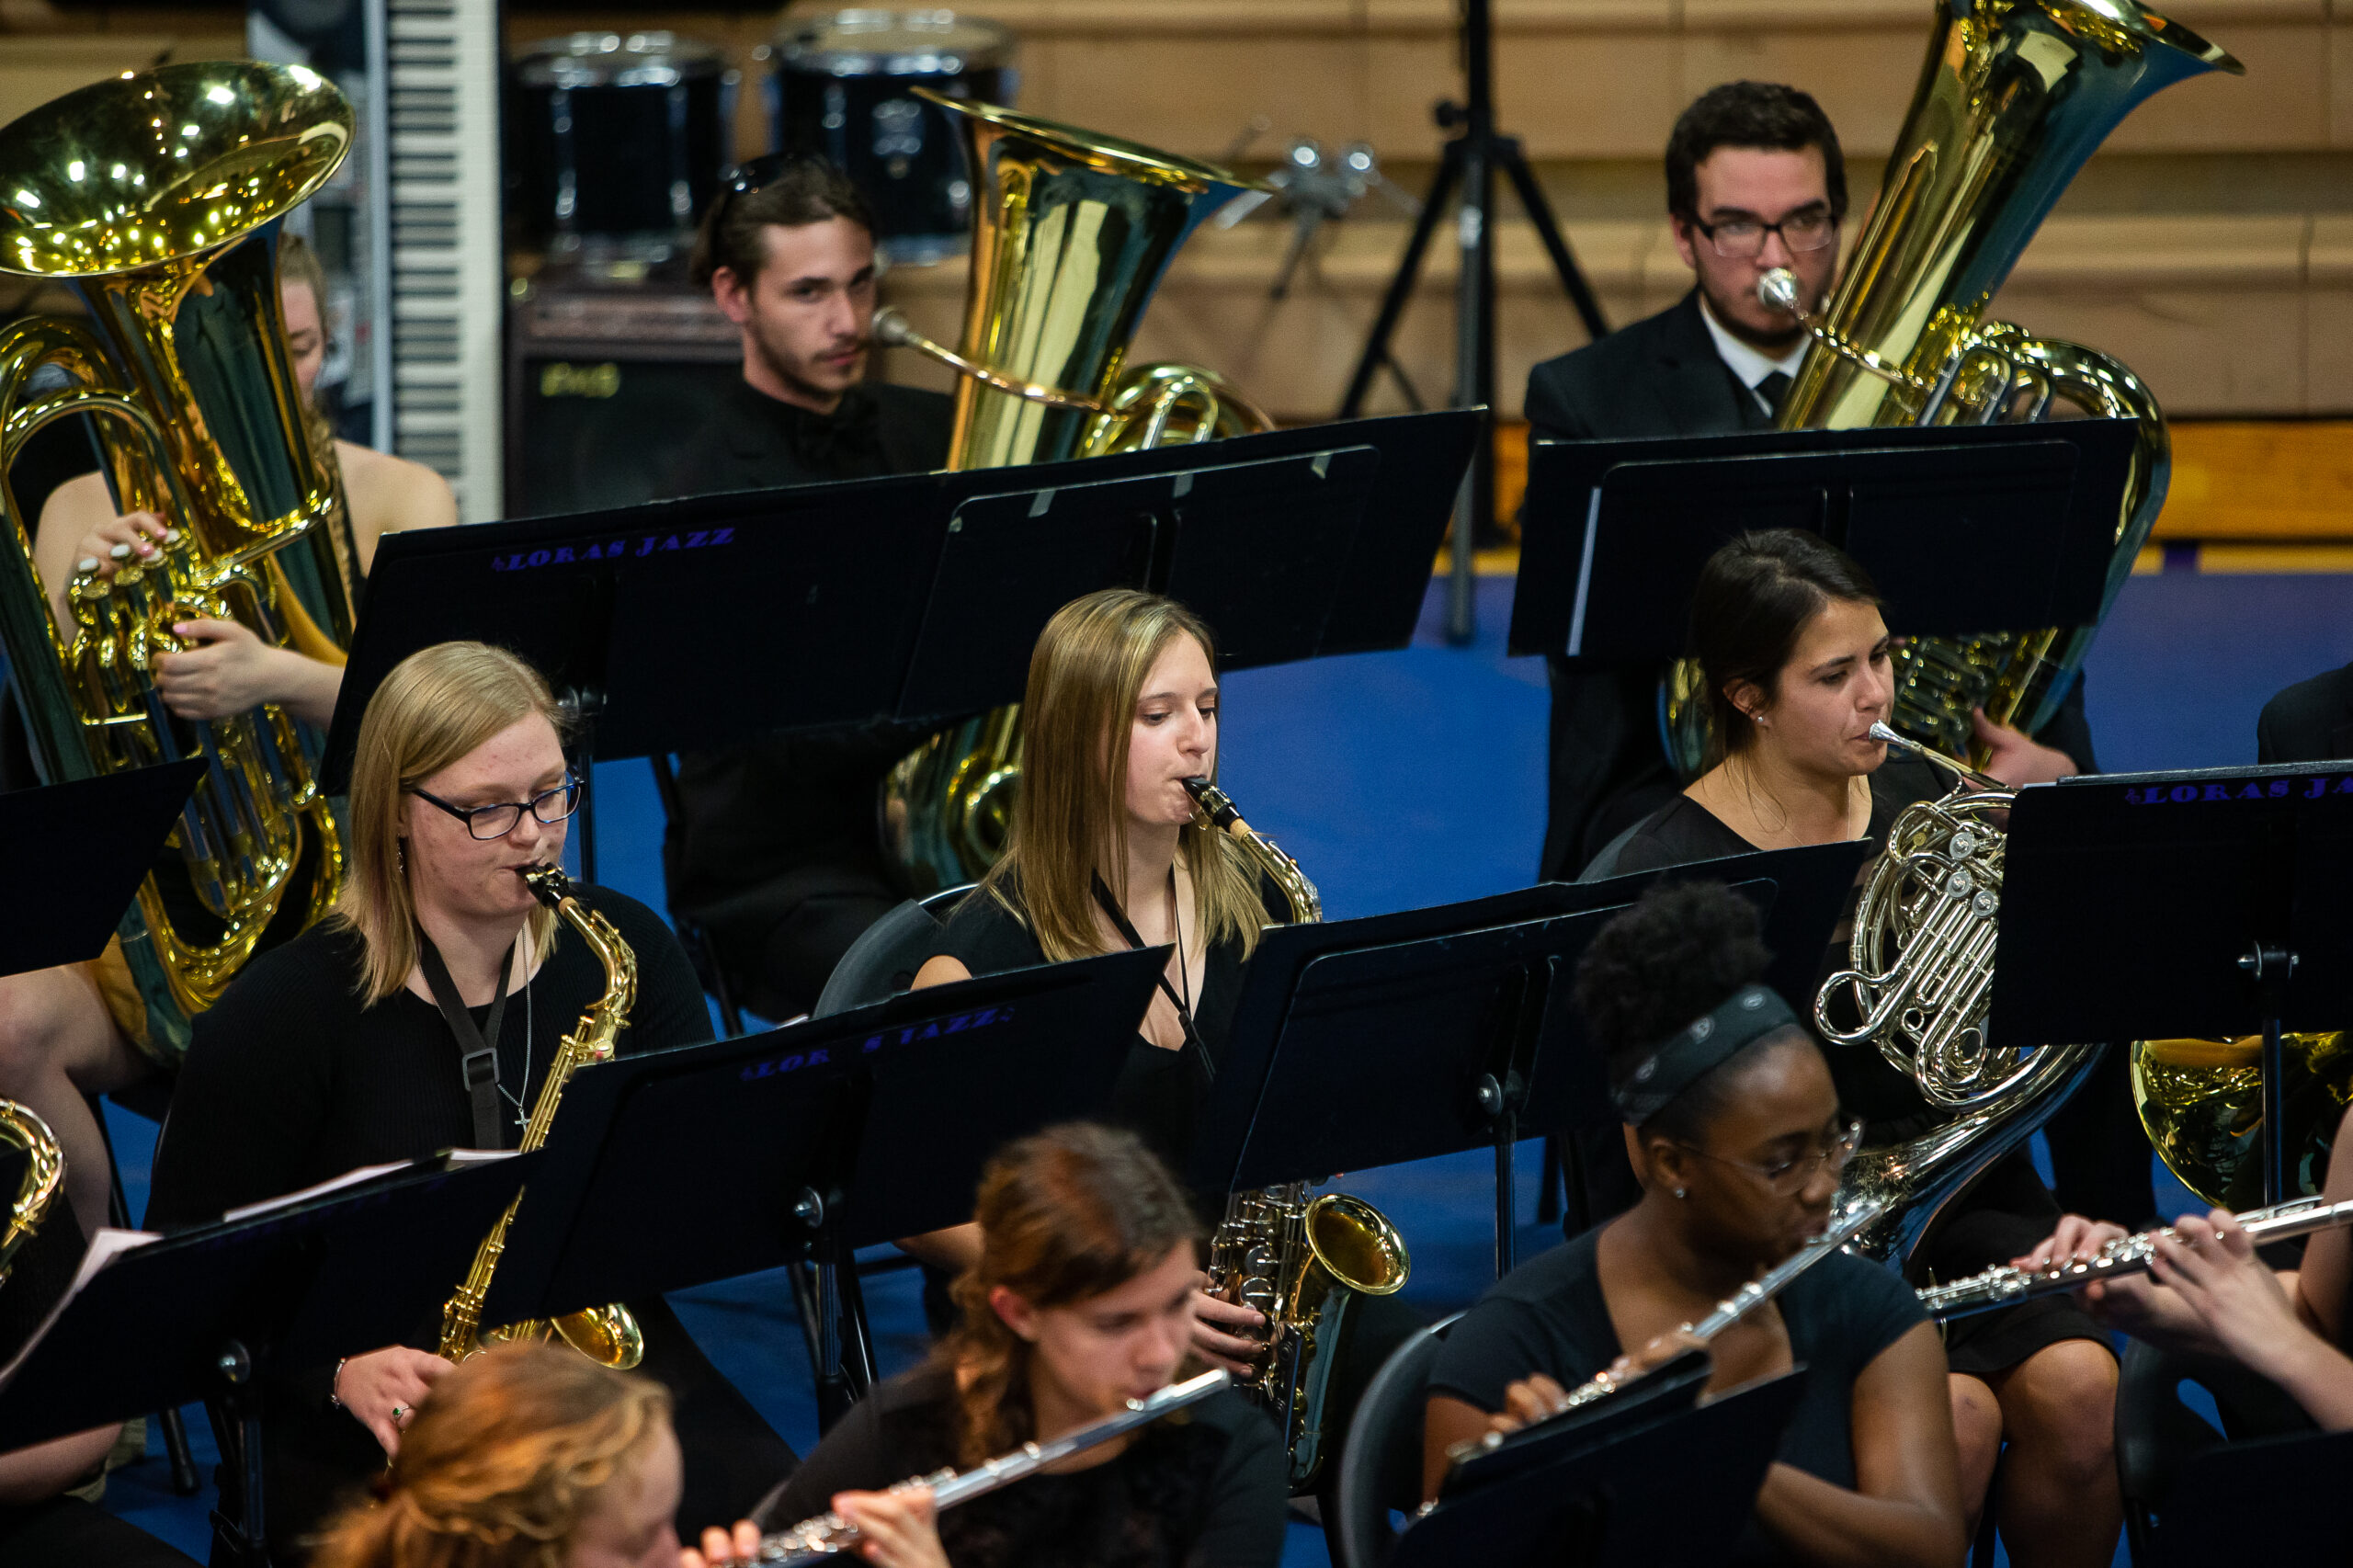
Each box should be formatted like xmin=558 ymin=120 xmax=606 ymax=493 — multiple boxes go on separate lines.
xmin=0 ymin=62 xmax=358 ymax=1061
xmin=1665 ymin=0 xmax=2240 ymax=775
xmin=877 ymin=96 xmax=1270 ymax=893
xmin=2131 ymin=1031 xmax=2351 ymax=1210
xmin=1820 ymin=726 xmax=2100 ymax=1265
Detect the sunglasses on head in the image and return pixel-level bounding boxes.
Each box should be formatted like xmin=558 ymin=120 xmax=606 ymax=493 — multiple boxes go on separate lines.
xmin=708 ymin=149 xmax=830 ymax=235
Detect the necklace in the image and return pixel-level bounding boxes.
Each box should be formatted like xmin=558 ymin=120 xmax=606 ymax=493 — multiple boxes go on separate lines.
xmin=499 ymin=926 xmax=536 ymax=1128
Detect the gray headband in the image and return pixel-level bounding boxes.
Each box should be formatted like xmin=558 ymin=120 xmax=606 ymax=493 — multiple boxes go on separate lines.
xmin=1609 ymin=983 xmax=1798 ymax=1124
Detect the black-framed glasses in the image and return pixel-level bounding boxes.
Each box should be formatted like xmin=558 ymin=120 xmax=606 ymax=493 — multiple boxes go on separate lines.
xmin=410 ymin=778 xmax=583 ymax=841
xmin=1679 ymin=1117 xmax=1863 ymax=1195
xmin=1690 ymin=209 xmax=1838 ymax=259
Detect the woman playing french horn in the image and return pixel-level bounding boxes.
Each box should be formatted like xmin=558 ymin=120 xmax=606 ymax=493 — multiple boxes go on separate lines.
xmin=1584 ymin=529 xmax=2118 ymax=1564
xmin=143 ymin=641 xmax=790 ymax=1559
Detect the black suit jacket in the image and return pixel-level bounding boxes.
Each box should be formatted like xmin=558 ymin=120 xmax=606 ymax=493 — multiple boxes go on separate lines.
xmin=2257 ymin=662 xmax=2353 ymax=764
xmin=1525 ymin=291 xmax=2097 ymax=880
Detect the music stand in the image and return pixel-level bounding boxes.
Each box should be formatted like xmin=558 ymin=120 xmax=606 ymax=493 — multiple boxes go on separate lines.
xmin=1509 ymin=419 xmax=2141 ymax=664
xmin=1192 ymin=839 xmax=1868 ymax=1276
xmin=1990 ymin=762 xmax=2353 ymax=1205
xmin=0 ymin=1155 xmax=533 ymax=1567
xmin=1402 ymin=1365 xmax=1807 ymax=1568
xmin=322 ymin=410 xmax=1477 ymax=878
xmin=2150 ymin=1423 xmax=2353 ymax=1564
xmin=0 ymin=760 xmax=203 ymax=977
xmin=483 ymin=949 xmax=1166 ymax=1427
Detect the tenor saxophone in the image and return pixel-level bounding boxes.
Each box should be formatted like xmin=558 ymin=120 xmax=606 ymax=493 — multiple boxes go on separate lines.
xmin=437 ymin=867 xmax=642 ymax=1369
xmin=1183 ymin=777 xmax=1410 ymax=1494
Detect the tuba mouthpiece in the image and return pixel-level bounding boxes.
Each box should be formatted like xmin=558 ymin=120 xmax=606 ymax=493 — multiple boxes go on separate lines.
xmin=870 ymin=306 xmax=917 ymax=348
xmin=1758 ymin=267 xmax=1802 ymax=315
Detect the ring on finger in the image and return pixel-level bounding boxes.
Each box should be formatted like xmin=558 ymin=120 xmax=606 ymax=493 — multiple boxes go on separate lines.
xmin=391 ymin=1404 xmax=406 ymax=1422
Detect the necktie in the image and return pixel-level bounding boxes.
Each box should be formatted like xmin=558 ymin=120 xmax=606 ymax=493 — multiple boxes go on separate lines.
xmin=1756 ymin=370 xmax=1793 ymax=419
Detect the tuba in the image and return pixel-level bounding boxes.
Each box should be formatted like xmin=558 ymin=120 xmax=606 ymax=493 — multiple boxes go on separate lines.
xmin=2130 ymin=1030 xmax=2350 ymax=1210
xmin=0 ymin=62 xmax=360 ymax=1061
xmin=1819 ymin=725 xmax=2100 ymax=1266
xmin=878 ymin=97 xmax=1270 ymax=893
xmin=438 ymin=867 xmax=643 ymax=1369
xmin=1186 ymin=777 xmax=1410 ymax=1494
xmin=0 ymin=1100 xmax=63 ymax=1289
xmin=1665 ymin=0 xmax=2241 ymax=775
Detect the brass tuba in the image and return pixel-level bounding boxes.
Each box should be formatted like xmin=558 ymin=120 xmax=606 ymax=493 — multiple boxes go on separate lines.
xmin=1820 ymin=725 xmax=2100 ymax=1266
xmin=1186 ymin=777 xmax=1410 ymax=1493
xmin=1665 ymin=0 xmax=2240 ymax=775
xmin=877 ymin=97 xmax=1270 ymax=893
xmin=0 ymin=62 xmax=359 ymax=1061
xmin=2131 ymin=1031 xmax=2351 ymax=1209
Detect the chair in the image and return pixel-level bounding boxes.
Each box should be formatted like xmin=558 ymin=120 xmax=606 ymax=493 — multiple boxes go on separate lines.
xmin=2113 ymin=1338 xmax=2314 ymax=1562
xmin=812 ymin=885 xmax=972 ymax=1017
xmin=645 ymin=753 xmax=745 ymax=1037
xmin=1330 ymin=1313 xmax=1459 ymax=1568
xmin=90 ymin=1082 xmax=201 ymax=1496
xmin=1574 ymin=818 xmax=1647 ymax=883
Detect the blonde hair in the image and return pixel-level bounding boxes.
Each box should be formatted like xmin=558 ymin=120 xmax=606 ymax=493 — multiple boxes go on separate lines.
xmin=276 ymin=231 xmax=338 ymax=459
xmin=310 ymin=1345 xmax=671 ymax=1568
xmin=329 ymin=642 xmax=568 ymax=1005
xmin=978 ymin=589 xmax=1266 ymax=963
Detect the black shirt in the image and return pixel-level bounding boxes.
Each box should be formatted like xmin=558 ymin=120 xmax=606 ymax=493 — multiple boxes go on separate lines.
xmin=143 ymin=887 xmax=716 ymax=1555
xmin=1430 ymin=1229 xmax=1924 ymax=1563
xmin=762 ymin=1363 xmax=1288 ymax=1568
xmin=926 ymin=875 xmax=1279 ymax=1167
xmin=667 ymin=377 xmax=953 ymax=498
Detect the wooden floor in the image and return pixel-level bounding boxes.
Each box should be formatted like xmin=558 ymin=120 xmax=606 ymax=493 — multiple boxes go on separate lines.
xmin=1488 ymin=418 xmax=2353 ymax=574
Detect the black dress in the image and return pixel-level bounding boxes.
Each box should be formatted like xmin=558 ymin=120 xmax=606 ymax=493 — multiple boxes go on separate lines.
xmin=1590 ymin=764 xmax=2106 ymax=1379
xmin=662 ymin=376 xmax=956 ymax=1022
xmin=755 ymin=1362 xmax=1288 ymax=1568
xmin=1429 ymin=1229 xmax=1927 ymax=1568
xmin=143 ymin=887 xmax=794 ymax=1559
xmin=0 ymin=1207 xmax=198 ymax=1568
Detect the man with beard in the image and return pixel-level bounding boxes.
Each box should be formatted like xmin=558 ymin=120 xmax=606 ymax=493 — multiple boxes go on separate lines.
xmin=664 ymin=155 xmax=953 ymax=1021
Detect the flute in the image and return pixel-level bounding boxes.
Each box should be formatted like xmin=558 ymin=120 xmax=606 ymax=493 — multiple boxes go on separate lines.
xmin=1447 ymin=1197 xmax=1888 ymax=1465
xmin=720 ymin=1369 xmax=1229 ymax=1565
xmin=1920 ymin=1194 xmax=2353 ymax=1320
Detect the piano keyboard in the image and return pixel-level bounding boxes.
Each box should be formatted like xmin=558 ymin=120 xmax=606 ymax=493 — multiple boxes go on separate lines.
xmin=387 ymin=0 xmax=504 ymax=522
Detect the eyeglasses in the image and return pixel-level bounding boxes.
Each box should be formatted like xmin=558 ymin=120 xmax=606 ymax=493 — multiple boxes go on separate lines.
xmin=1689 ymin=210 xmax=1838 ymax=260
xmin=1679 ymin=1117 xmax=1864 ymax=1195
xmin=410 ymin=778 xmax=583 ymax=841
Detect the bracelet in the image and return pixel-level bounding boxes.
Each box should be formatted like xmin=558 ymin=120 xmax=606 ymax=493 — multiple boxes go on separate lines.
xmin=328 ymin=1357 xmax=350 ymax=1412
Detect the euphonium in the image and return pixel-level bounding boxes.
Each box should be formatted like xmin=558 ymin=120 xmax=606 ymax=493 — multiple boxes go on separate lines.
xmin=438 ymin=867 xmax=643 ymax=1369
xmin=0 ymin=1100 xmax=63 ymax=1289
xmin=879 ymin=98 xmax=1271 ymax=894
xmin=1819 ymin=725 xmax=2100 ymax=1266
xmin=1184 ymin=777 xmax=1410 ymax=1494
xmin=0 ymin=62 xmax=360 ymax=1061
xmin=1664 ymin=0 xmax=2241 ymax=775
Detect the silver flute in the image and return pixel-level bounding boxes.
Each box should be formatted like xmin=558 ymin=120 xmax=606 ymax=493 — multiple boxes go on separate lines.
xmin=721 ymin=1369 xmax=1230 ymax=1565
xmin=1921 ymin=1194 xmax=2353 ymax=1320
xmin=1448 ymin=1198 xmax=1888 ymax=1464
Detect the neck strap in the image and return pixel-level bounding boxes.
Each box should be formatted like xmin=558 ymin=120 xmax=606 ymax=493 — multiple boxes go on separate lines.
xmin=419 ymin=934 xmax=519 ymax=1149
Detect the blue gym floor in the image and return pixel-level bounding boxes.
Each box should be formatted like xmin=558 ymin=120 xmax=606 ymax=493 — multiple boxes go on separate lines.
xmin=97 ymin=566 xmax=2353 ymax=1565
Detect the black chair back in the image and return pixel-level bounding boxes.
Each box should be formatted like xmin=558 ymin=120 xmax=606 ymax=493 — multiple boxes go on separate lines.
xmin=812 ymin=884 xmax=972 ymax=1017
xmin=1332 ymin=1312 xmax=1459 ymax=1568
xmin=2113 ymin=1337 xmax=2315 ymax=1561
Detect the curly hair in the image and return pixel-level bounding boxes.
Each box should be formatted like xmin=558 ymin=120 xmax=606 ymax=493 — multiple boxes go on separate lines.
xmin=1665 ymin=81 xmax=1847 ymax=223
xmin=1573 ymin=881 xmax=1784 ymax=1140
xmin=309 ymin=1345 xmax=671 ymax=1568
xmin=937 ymin=1123 xmax=1203 ymax=1467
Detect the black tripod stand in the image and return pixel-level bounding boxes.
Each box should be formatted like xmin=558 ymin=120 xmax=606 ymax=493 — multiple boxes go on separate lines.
xmin=1340 ymin=0 xmax=1608 ymax=644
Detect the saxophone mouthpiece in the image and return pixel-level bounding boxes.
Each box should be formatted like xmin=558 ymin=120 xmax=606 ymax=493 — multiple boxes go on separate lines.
xmin=1181 ymin=776 xmax=1243 ymax=833
xmin=519 ymin=864 xmax=574 ymax=907
xmin=1758 ymin=267 xmax=1802 ymax=315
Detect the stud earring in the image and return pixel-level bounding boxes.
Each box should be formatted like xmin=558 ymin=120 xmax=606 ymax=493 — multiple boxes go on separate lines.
xmin=1672 ymin=1187 xmax=1688 ymax=1199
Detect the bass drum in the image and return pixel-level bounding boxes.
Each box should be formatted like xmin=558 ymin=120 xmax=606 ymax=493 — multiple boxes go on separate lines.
xmin=767 ymin=10 xmax=1017 ymax=264
xmin=510 ymin=31 xmax=733 ymax=259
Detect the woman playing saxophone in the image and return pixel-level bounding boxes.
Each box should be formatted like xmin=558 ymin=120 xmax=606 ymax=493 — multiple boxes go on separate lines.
xmin=143 ymin=642 xmax=790 ymax=1559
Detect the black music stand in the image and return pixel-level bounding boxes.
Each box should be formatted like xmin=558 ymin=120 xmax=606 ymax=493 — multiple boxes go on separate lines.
xmin=483 ymin=949 xmax=1166 ymax=1428
xmin=0 ymin=1155 xmax=533 ymax=1567
xmin=0 ymin=760 xmax=203 ymax=977
xmin=1402 ymin=1364 xmax=1807 ymax=1568
xmin=1990 ymin=761 xmax=2353 ymax=1206
xmin=320 ymin=410 xmax=1477 ymax=879
xmin=1191 ymin=839 xmax=1867 ymax=1277
xmin=1508 ymin=419 xmax=2141 ymax=664
xmin=2149 ymin=1423 xmax=2353 ymax=1564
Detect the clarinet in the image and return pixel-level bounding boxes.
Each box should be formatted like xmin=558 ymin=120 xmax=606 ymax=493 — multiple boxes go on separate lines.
xmin=1920 ymin=1194 xmax=2353 ymax=1320
xmin=721 ymin=1370 xmax=1230 ymax=1565
xmin=1447 ymin=1197 xmax=1888 ymax=1465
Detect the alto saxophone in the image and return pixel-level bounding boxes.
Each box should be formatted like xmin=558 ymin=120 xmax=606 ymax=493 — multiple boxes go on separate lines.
xmin=438 ymin=867 xmax=642 ymax=1369
xmin=1183 ymin=777 xmax=1410 ymax=1494
xmin=0 ymin=1100 xmax=63 ymax=1289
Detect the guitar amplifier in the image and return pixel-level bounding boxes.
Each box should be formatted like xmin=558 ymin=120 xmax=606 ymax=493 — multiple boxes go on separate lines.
xmin=506 ymin=279 xmax=742 ymax=518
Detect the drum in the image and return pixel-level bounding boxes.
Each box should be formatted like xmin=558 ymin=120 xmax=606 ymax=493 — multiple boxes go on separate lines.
xmin=510 ymin=32 xmax=732 ymax=253
xmin=768 ymin=10 xmax=1017 ymax=263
